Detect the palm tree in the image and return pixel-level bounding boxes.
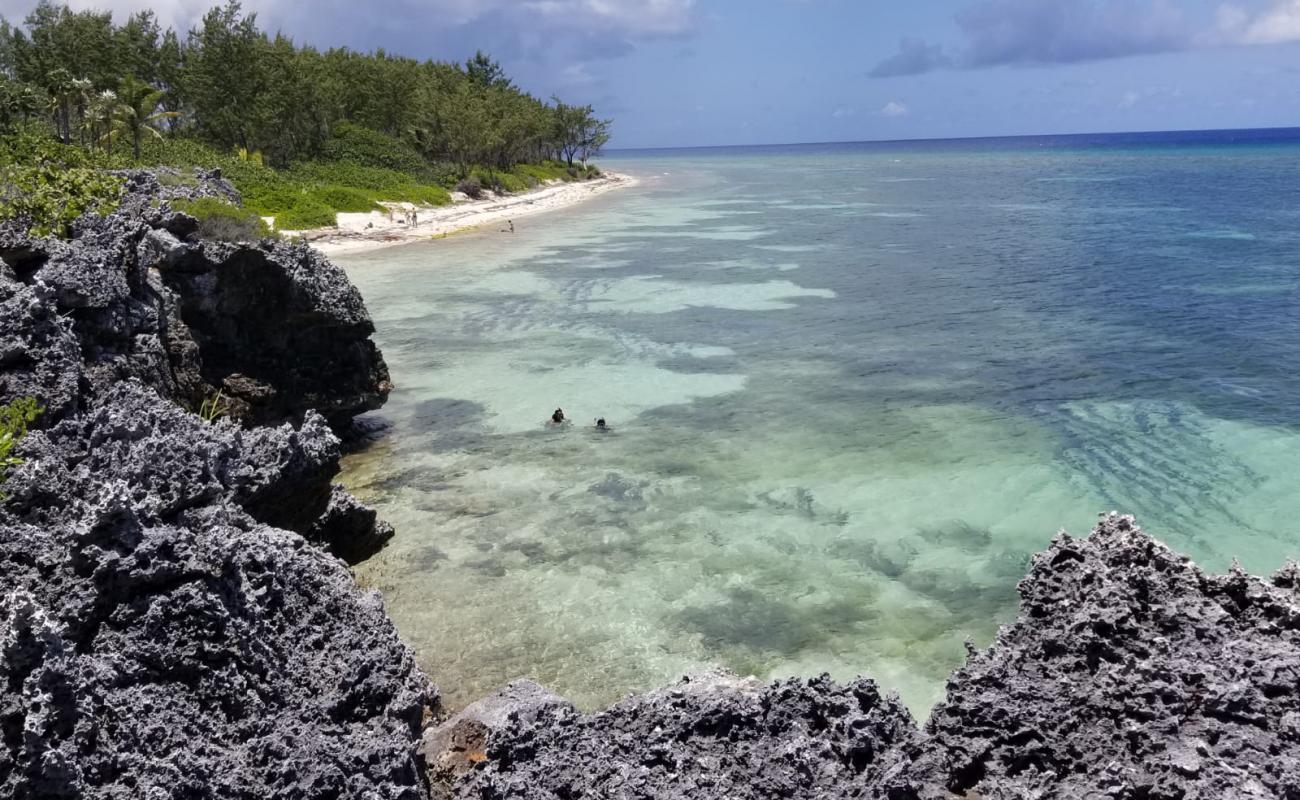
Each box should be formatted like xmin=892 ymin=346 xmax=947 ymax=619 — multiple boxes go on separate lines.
xmin=70 ymin=78 xmax=93 ymax=148
xmin=44 ymin=68 xmax=77 ymax=143
xmin=115 ymin=78 xmax=180 ymax=161
xmin=83 ymin=90 xmax=120 ymax=155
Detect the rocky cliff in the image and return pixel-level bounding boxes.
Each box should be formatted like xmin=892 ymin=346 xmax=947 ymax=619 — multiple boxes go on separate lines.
xmin=1 ymin=171 xmax=427 ymax=799
xmin=0 ymin=170 xmax=392 ymax=559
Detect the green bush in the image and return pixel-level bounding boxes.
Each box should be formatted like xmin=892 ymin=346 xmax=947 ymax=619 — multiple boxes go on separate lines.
xmin=277 ymin=195 xmax=336 ymax=229
xmin=313 ymin=184 xmax=380 ymax=213
xmin=472 ymin=168 xmax=530 ymax=194
xmin=320 ymin=123 xmax=427 ymax=174
xmin=0 ymin=396 xmax=42 ymax=496
xmin=0 ymin=131 xmax=124 ymax=237
xmin=172 ymin=197 xmax=272 ymax=242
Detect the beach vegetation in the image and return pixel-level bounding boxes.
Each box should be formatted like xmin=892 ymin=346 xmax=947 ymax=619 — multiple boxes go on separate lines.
xmin=275 ymin=195 xmax=336 ymax=230
xmin=0 ymin=1 xmax=612 ymax=231
xmin=171 ymin=196 xmax=271 ymax=242
xmin=0 ymin=127 xmax=123 ymax=235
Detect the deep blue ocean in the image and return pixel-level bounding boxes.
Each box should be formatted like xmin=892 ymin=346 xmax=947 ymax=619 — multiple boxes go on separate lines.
xmin=338 ymin=128 xmax=1300 ymax=712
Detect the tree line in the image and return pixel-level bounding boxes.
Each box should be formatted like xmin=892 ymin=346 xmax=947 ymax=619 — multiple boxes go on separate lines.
xmin=0 ymin=1 xmax=612 ymax=172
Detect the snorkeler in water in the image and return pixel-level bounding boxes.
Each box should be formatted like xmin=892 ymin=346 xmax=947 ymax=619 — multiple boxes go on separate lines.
xmin=595 ymin=417 xmax=609 ymax=431
xmin=551 ymin=408 xmax=566 ymax=424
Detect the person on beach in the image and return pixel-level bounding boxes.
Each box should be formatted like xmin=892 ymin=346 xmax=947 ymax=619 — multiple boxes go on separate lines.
xmin=551 ymin=408 xmax=566 ymax=424
xmin=508 ymin=220 xmax=514 ymax=233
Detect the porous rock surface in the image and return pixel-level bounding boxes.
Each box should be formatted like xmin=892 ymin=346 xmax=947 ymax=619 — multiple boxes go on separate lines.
xmin=889 ymin=514 xmax=1300 ymax=799
xmin=1 ymin=172 xmax=428 ymax=799
xmin=0 ymin=170 xmax=392 ymax=558
xmin=437 ymin=516 xmax=1300 ymax=800
xmin=0 ymin=169 xmax=390 ymax=429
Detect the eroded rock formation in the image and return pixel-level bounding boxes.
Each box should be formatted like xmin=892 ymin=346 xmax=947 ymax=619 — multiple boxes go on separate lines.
xmin=1 ymin=171 xmax=425 ymax=799
xmin=0 ymin=170 xmax=391 ymax=558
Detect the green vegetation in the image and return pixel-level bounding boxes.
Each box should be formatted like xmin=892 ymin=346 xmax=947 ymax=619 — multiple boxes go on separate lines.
xmin=171 ymin=196 xmax=270 ymax=242
xmin=0 ymin=396 xmax=42 ymax=495
xmin=198 ymin=390 xmax=229 ymax=423
xmin=0 ymin=1 xmax=614 ymax=234
xmin=0 ymin=127 xmax=122 ymax=235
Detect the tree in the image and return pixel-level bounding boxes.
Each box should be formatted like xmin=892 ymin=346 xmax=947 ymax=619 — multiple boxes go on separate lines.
xmin=115 ymin=75 xmax=177 ymax=159
xmin=82 ymin=88 xmax=118 ymax=153
xmin=552 ymin=100 xmax=611 ymax=167
xmin=115 ymin=10 xmax=159 ymax=84
xmin=434 ymin=80 xmax=489 ymax=177
xmin=578 ymin=116 xmax=611 ymax=167
xmin=1 ymin=1 xmax=613 ymax=181
xmin=43 ymin=66 xmax=76 ymax=142
xmin=0 ymin=76 xmax=42 ymax=130
xmin=186 ymin=1 xmax=266 ymax=151
xmin=465 ymin=50 xmax=513 ymax=89
xmin=155 ymin=29 xmax=184 ymax=134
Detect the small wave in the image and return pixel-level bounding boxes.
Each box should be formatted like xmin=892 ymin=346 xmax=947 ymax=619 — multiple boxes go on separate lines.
xmin=1185 ymin=229 xmax=1257 ymax=241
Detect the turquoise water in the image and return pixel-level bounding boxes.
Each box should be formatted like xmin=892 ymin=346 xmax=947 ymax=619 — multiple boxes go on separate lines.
xmin=338 ymin=132 xmax=1300 ymax=714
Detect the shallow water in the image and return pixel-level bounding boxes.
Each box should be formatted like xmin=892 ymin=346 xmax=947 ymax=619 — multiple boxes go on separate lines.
xmin=338 ymin=135 xmax=1300 ymax=714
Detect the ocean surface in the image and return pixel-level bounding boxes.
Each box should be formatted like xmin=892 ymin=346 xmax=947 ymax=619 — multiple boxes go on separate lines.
xmin=337 ymin=128 xmax=1300 ymax=714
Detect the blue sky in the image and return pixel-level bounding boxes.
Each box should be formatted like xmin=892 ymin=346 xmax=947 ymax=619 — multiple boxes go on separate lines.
xmin=9 ymin=0 xmax=1300 ymax=147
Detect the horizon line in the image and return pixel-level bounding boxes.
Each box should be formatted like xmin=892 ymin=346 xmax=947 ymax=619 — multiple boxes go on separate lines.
xmin=607 ymin=124 xmax=1300 ymax=154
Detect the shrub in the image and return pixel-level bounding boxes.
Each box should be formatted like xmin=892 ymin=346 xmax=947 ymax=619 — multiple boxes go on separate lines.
xmin=277 ymin=196 xmax=336 ymax=230
xmin=455 ymin=176 xmax=484 ymax=199
xmin=313 ymin=185 xmax=380 ymax=213
xmin=172 ymin=197 xmax=272 ymax=242
xmin=0 ymin=145 xmax=123 ymax=237
xmin=320 ymin=123 xmax=426 ymax=173
xmin=0 ymin=396 xmax=42 ymax=495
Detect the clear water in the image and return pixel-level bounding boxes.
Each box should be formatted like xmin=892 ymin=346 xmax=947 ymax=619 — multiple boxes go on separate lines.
xmin=337 ymin=131 xmax=1300 ymax=714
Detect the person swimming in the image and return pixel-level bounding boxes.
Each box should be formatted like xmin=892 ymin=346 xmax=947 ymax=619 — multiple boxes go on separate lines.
xmin=551 ymin=408 xmax=565 ymax=424
xmin=595 ymin=418 xmax=612 ymax=431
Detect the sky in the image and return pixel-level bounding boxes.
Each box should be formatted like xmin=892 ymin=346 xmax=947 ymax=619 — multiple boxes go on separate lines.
xmin=4 ymin=0 xmax=1300 ymax=147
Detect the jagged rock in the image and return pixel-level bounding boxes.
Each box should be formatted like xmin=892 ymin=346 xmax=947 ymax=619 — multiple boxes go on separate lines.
xmin=883 ymin=514 xmax=1300 ymax=799
xmin=0 ymin=169 xmax=390 ymax=429
xmin=0 ymin=170 xmax=391 ymax=560
xmin=459 ymin=670 xmax=919 ymax=800
xmin=0 ymin=172 xmax=425 ymax=798
xmin=0 ymin=498 xmax=434 ymax=800
xmin=160 ymin=237 xmax=392 ymax=428
xmin=4 ymin=381 xmax=352 ymax=551
xmin=310 ymin=485 xmax=397 ymax=564
xmin=421 ymin=680 xmax=572 ymax=799
xmin=0 ymin=274 xmax=83 ymax=420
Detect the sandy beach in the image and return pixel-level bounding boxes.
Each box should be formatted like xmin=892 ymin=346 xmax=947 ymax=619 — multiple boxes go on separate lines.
xmin=299 ymin=172 xmax=637 ymax=257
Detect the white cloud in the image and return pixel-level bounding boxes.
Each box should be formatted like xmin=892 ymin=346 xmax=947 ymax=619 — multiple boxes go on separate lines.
xmin=881 ymin=100 xmax=909 ymax=117
xmin=831 ymin=107 xmax=855 ymax=118
xmin=0 ymin=0 xmax=698 ymax=43
xmin=1219 ymin=0 xmax=1300 ymax=44
xmin=1119 ymin=89 xmax=1141 ymax=108
xmin=524 ymin=0 xmax=696 ymax=36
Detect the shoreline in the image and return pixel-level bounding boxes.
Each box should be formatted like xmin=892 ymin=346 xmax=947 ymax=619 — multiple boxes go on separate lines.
xmin=298 ymin=172 xmax=638 ymax=257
